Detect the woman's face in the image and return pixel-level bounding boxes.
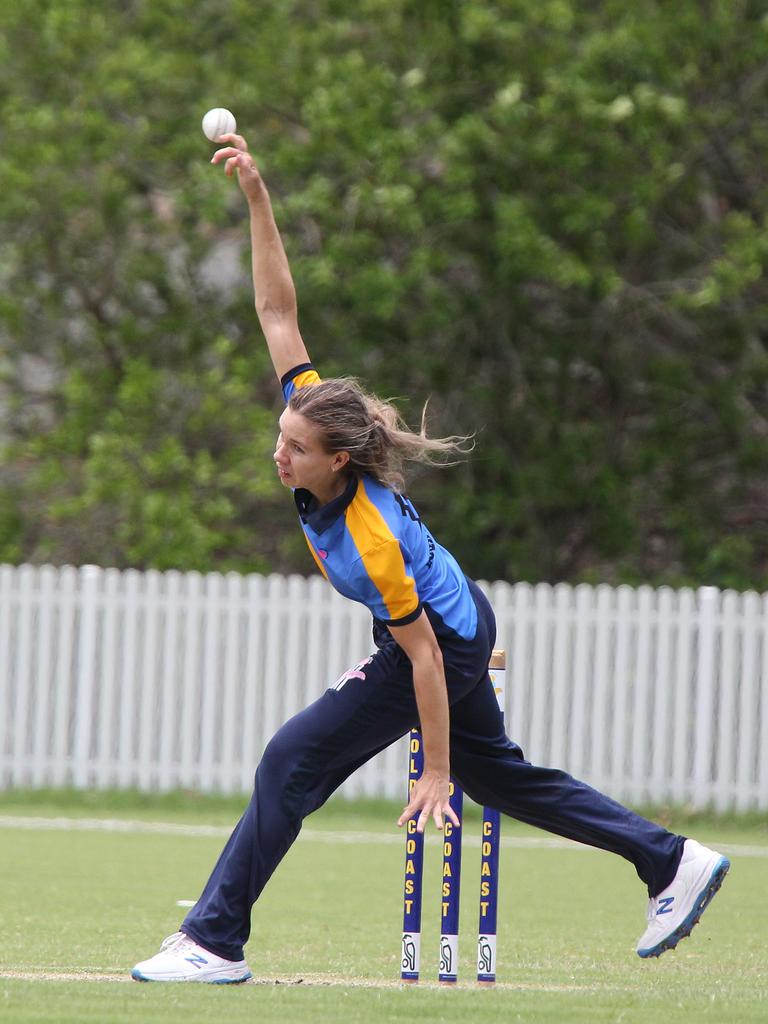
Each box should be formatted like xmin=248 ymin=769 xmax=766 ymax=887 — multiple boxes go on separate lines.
xmin=274 ymin=408 xmax=349 ymax=499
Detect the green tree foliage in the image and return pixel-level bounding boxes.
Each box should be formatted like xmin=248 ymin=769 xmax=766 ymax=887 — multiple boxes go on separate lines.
xmin=0 ymin=0 xmax=766 ymax=586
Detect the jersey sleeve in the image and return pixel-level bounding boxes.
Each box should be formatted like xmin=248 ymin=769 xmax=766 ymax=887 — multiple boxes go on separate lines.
xmin=354 ymin=539 xmax=423 ymax=627
xmin=281 ymin=362 xmax=322 ymax=402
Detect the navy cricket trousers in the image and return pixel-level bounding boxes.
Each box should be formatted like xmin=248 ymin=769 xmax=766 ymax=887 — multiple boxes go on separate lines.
xmin=182 ymin=582 xmax=684 ymax=962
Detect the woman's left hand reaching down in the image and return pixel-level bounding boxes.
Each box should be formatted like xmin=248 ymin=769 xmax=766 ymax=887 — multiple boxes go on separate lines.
xmin=397 ymin=767 xmax=461 ymax=834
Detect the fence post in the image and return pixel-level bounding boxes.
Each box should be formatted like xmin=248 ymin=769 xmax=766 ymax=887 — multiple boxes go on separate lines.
xmin=0 ymin=566 xmax=13 ymax=784
xmin=692 ymin=587 xmax=719 ymax=808
xmin=715 ymin=591 xmax=739 ymax=813
xmin=736 ymin=592 xmax=760 ymax=811
xmin=72 ymin=565 xmax=101 ymax=788
xmin=31 ymin=565 xmax=58 ymax=787
xmin=650 ymin=587 xmax=675 ymax=804
xmin=157 ymin=570 xmax=182 ymax=791
xmin=11 ymin=566 xmax=35 ymax=785
xmin=759 ymin=594 xmax=768 ymax=808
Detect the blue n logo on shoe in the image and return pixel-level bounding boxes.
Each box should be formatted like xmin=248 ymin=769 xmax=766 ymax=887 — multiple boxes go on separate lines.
xmin=656 ymin=896 xmax=675 ymax=915
xmin=185 ymin=953 xmax=209 ymax=969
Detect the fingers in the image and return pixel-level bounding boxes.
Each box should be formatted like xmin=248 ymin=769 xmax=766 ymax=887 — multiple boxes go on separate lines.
xmin=210 ymin=134 xmax=251 ymax=173
xmin=210 ymin=149 xmax=263 ymax=185
xmin=397 ymin=798 xmax=419 ymax=830
xmin=217 ymin=132 xmax=249 ymax=151
xmin=210 ymin=148 xmax=246 ymax=166
xmin=397 ymin=797 xmax=460 ymax=834
xmin=430 ymin=802 xmax=461 ymax=832
xmin=225 ymin=154 xmax=243 ymax=177
xmin=210 ymin=148 xmax=247 ymax=170
xmin=397 ymin=795 xmax=419 ymax=827
xmin=397 ymin=795 xmax=422 ymax=828
xmin=396 ymin=767 xmax=461 ymax=833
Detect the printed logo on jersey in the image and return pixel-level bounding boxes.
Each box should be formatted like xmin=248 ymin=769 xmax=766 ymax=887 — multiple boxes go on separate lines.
xmin=395 ymin=493 xmax=421 ymax=523
xmin=425 ymin=534 xmax=435 ymax=571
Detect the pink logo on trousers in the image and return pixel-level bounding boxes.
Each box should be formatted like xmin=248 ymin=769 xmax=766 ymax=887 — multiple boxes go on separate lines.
xmin=332 ymin=657 xmax=373 ymax=691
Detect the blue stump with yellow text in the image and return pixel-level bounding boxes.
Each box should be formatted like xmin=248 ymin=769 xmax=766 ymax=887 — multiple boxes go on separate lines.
xmin=400 ymin=650 xmax=506 ymax=985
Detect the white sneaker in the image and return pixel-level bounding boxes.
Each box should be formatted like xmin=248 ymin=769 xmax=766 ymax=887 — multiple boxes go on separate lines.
xmin=131 ymin=931 xmax=252 ymax=983
xmin=636 ymin=839 xmax=730 ymax=958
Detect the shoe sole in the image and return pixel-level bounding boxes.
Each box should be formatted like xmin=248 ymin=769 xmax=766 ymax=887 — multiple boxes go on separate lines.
xmin=637 ymin=856 xmax=730 ymax=959
xmin=131 ymin=968 xmax=252 ymax=984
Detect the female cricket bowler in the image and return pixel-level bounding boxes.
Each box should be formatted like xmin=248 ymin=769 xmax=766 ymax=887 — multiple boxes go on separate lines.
xmin=132 ymin=133 xmax=729 ymax=983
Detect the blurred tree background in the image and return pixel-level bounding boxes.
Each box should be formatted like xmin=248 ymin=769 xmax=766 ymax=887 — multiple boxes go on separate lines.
xmin=0 ymin=0 xmax=766 ymax=588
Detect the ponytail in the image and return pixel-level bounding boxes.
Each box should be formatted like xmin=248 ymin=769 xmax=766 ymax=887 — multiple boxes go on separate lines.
xmin=287 ymin=378 xmax=473 ymax=491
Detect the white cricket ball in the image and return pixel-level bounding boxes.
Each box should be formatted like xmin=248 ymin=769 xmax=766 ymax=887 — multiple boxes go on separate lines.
xmin=201 ymin=107 xmax=237 ymax=141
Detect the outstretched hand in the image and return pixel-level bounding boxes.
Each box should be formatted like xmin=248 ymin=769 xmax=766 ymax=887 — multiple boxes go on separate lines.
xmin=397 ymin=768 xmax=460 ymax=834
xmin=210 ymin=133 xmax=264 ymax=200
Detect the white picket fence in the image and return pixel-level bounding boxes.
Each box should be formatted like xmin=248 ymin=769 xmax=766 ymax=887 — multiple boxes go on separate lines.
xmin=1 ymin=563 xmax=766 ymax=811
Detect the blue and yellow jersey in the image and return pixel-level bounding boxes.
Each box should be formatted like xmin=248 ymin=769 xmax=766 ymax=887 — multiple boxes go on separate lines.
xmin=281 ymin=363 xmax=478 ymax=642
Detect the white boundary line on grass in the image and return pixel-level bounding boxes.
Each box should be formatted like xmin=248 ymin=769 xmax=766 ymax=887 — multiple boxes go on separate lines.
xmin=0 ymin=814 xmax=765 ymax=857
xmin=0 ymin=969 xmax=651 ymax=992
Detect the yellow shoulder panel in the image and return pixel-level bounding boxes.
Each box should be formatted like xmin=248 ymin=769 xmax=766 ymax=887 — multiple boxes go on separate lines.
xmin=293 ymin=368 xmax=322 ymax=391
xmin=344 ymin=482 xmax=419 ymax=620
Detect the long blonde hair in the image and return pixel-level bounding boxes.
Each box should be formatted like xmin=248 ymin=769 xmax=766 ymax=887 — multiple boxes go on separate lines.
xmin=287 ymin=378 xmax=473 ymax=492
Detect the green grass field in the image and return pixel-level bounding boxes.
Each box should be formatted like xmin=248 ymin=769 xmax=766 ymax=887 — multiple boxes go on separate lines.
xmin=0 ymin=792 xmax=765 ymax=1023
